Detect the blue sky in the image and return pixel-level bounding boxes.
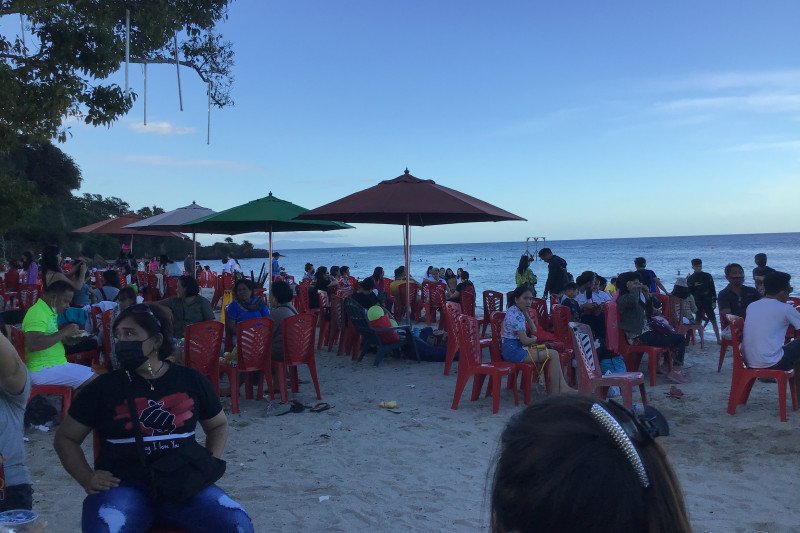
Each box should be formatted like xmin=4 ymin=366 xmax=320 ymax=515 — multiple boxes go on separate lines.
xmin=11 ymin=1 xmax=800 ymax=247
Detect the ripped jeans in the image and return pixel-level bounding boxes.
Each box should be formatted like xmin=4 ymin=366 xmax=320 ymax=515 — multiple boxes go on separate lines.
xmin=81 ymin=482 xmax=254 ymax=533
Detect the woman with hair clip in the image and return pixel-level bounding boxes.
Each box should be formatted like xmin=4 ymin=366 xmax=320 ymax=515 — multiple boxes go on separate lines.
xmin=54 ymin=303 xmax=254 ymax=532
xmin=491 ymin=394 xmax=690 ymax=533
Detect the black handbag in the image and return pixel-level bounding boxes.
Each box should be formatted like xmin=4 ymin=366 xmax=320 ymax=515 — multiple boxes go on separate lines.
xmin=125 ymin=378 xmax=226 ymax=503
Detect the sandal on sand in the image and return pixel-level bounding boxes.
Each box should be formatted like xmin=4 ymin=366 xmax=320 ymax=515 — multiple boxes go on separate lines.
xmin=665 ymin=385 xmax=684 ymax=399
xmin=276 ymin=399 xmax=309 ymax=416
xmin=666 ymin=370 xmax=689 ymax=384
xmin=310 ymin=402 xmax=332 ymax=413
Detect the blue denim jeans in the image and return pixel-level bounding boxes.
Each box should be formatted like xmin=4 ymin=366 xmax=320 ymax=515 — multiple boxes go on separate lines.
xmin=81 ymin=482 xmax=254 ymax=533
xmin=599 ymin=355 xmax=627 ymax=375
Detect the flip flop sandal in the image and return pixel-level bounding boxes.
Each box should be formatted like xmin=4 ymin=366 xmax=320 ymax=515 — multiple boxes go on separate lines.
xmin=276 ymin=399 xmax=309 ymax=416
xmin=310 ymin=402 xmax=332 ymax=413
xmin=664 ymin=385 xmax=684 ymax=399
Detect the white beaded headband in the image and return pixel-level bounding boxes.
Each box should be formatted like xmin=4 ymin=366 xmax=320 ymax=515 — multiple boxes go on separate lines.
xmin=590 ymin=403 xmax=651 ymax=488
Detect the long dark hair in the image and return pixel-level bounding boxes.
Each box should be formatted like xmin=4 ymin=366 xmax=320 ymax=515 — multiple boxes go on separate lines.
xmin=21 ymin=251 xmax=36 ymax=269
xmin=40 ymin=245 xmax=62 ymax=287
xmin=517 ymin=255 xmax=530 ymax=276
xmin=616 ymin=271 xmax=641 ymax=296
xmin=491 ymin=395 xmax=690 ymax=533
xmin=372 ymin=266 xmax=384 ymax=281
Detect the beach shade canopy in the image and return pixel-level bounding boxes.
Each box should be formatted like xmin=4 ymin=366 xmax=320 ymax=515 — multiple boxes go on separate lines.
xmin=73 ymin=213 xmax=188 ymax=238
xmin=123 ymin=202 xmax=216 ymax=232
xmin=182 ymin=192 xmax=352 ymax=287
xmin=296 ymin=169 xmax=526 ymax=321
xmin=123 ymin=202 xmax=217 ymax=277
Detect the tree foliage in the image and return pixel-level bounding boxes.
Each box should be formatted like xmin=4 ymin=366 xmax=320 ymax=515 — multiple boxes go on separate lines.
xmin=0 ymin=0 xmax=235 ymax=145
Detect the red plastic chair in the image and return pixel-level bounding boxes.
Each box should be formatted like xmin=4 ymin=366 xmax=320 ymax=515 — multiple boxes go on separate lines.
xmin=118 ymin=273 xmax=127 ymax=289
xmin=270 ymin=313 xmax=320 ymax=404
xmin=316 ymin=291 xmax=330 ymax=350
xmin=569 ymin=322 xmax=647 ymax=409
xmin=326 ymin=294 xmax=346 ymax=353
xmin=0 ymin=277 xmax=18 ymax=310
xmin=183 ymin=321 xmax=239 ymax=414
xmin=136 ymin=271 xmax=148 ymax=288
xmin=506 ymin=291 xmax=515 ymax=309
xmin=443 ymin=302 xmax=491 ymax=376
xmin=480 ymin=290 xmax=503 ymax=337
xmin=604 ymin=301 xmax=672 ymax=387
xmin=419 ymin=282 xmax=446 ymax=326
xmin=296 ymin=280 xmax=317 ymax=314
xmin=717 ymin=311 xmax=736 ymax=372
xmin=488 ymin=311 xmax=538 ymax=404
xmin=10 ymin=327 xmax=72 ymax=420
xmin=236 ymin=318 xmax=274 ymax=403
xmin=726 ymin=315 xmax=797 ymax=422
xmin=211 ymin=273 xmax=234 ymax=307
xmin=164 ymin=276 xmax=180 ymax=298
xmin=92 ymin=271 xmax=103 ymax=289
xmin=451 ymin=315 xmax=518 ymax=414
xmin=666 ymin=294 xmax=704 ymax=349
xmin=143 ymin=273 xmax=161 ymax=302
xmin=397 ymin=282 xmax=420 ymax=322
xmin=531 ymin=297 xmax=551 ymax=332
xmin=17 ymin=284 xmax=40 ymax=311
xmin=550 ymin=304 xmax=576 ymax=385
xmin=459 ymin=287 xmax=476 ymax=318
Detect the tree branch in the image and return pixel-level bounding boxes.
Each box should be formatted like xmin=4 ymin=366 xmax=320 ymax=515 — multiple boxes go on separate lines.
xmin=129 ymin=56 xmax=226 ymax=107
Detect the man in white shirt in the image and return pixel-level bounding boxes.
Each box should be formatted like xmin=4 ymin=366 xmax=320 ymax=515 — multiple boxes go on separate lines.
xmin=221 ymin=254 xmax=234 ymax=275
xmin=742 ymin=272 xmax=800 ymax=383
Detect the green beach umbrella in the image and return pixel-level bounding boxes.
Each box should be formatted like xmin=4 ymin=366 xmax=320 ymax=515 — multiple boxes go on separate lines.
xmin=183 ymin=192 xmax=352 ymax=288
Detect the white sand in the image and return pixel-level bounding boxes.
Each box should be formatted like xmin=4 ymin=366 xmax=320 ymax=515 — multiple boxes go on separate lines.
xmin=21 ymin=339 xmax=800 ymax=532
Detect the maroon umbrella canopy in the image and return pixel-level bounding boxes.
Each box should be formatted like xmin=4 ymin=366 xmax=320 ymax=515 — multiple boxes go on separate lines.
xmin=297 ymin=169 xmax=525 ymax=325
xmin=73 ymin=213 xmax=187 ymax=238
xmin=296 ymin=169 xmax=526 ymax=226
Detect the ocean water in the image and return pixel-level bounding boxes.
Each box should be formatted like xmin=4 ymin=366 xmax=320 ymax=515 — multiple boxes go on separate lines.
xmin=216 ymin=232 xmax=800 ymax=299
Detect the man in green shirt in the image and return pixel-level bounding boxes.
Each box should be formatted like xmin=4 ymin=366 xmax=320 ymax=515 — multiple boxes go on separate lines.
xmin=22 ymin=280 xmax=95 ymax=389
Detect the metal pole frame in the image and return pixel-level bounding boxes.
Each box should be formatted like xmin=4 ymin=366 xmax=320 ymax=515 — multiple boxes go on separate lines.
xmin=404 ymin=215 xmax=411 ymax=325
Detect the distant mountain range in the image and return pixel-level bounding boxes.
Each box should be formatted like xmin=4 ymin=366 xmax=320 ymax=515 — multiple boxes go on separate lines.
xmin=268 ymin=240 xmax=355 ymax=250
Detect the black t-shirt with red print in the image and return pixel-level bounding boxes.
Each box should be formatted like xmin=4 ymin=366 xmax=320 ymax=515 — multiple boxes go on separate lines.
xmin=69 ymin=364 xmax=222 ymax=483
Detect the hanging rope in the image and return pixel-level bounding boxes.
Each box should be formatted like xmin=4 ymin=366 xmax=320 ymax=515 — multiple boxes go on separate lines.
xmin=174 ymin=32 xmax=183 ymax=111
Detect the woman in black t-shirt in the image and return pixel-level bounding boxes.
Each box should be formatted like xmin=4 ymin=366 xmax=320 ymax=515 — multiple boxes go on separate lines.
xmin=53 ymin=303 xmax=254 ymax=532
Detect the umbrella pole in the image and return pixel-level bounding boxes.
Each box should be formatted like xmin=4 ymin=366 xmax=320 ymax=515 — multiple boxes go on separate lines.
xmin=405 ymin=216 xmax=411 ymax=325
xmin=193 ymin=232 xmax=197 ymax=278
xmin=268 ymin=225 xmax=273 ymax=299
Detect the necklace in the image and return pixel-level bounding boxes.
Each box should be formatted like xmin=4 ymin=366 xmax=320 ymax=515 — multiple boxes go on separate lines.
xmin=143 ymin=361 xmax=167 ymax=391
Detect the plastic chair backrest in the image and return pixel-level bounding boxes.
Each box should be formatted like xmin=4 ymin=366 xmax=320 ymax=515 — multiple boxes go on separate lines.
xmin=297 ymin=280 xmax=312 ymax=313
xmin=220 ymin=273 xmax=234 ymax=291
xmin=428 ymin=282 xmax=446 ymax=307
xmin=603 ymin=301 xmax=621 ymax=354
xmin=100 ymin=309 xmax=115 ymax=369
xmin=381 ymin=278 xmax=393 ymax=294
xmin=165 ymin=276 xmax=180 ymax=298
xmin=184 ymin=320 xmax=225 ymax=379
xmin=0 ymin=277 xmax=5 ymax=296
xmin=236 ymin=317 xmax=273 ymax=372
xmin=550 ymin=304 xmax=572 ymax=347
xmin=136 ymin=271 xmax=147 ymax=287
xmin=345 ymin=298 xmax=372 ymax=336
xmin=655 ymin=293 xmax=669 ymax=318
xmin=460 ymin=287 xmax=476 ymax=317
xmin=789 ymin=296 xmax=800 ymax=308
xmin=666 ymin=294 xmax=689 ymax=328
xmin=456 ymin=314 xmax=482 ymax=370
xmin=489 ymin=311 xmax=506 ymax=362
xmin=727 ymin=315 xmax=746 ymax=369
xmin=282 ymin=313 xmax=317 ymax=365
xmin=330 ymin=294 xmax=346 ymax=330
xmin=569 ymin=321 xmax=602 ymax=381
xmin=445 ymin=301 xmax=462 ymax=334
xmin=482 ymin=290 xmax=503 ymax=319
xmin=18 ymin=285 xmax=39 ymax=310
xmin=531 ymin=298 xmax=549 ymax=328
xmin=398 ymin=282 xmax=419 ymax=309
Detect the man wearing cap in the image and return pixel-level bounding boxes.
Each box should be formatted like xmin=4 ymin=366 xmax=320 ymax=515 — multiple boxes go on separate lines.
xmin=687 ymin=258 xmax=721 ymax=343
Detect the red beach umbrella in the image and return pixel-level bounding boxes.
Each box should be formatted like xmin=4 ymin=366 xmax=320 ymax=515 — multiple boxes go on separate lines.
xmin=73 ymin=213 xmax=187 ymax=253
xmin=296 ymin=169 xmax=526 ymax=320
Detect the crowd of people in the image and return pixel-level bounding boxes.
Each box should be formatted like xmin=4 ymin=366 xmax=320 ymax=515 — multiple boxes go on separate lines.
xmin=1 ymin=241 xmax=797 ymax=531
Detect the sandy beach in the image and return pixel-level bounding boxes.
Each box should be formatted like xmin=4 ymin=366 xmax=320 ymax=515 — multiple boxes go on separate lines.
xmin=21 ymin=337 xmax=800 ymax=532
